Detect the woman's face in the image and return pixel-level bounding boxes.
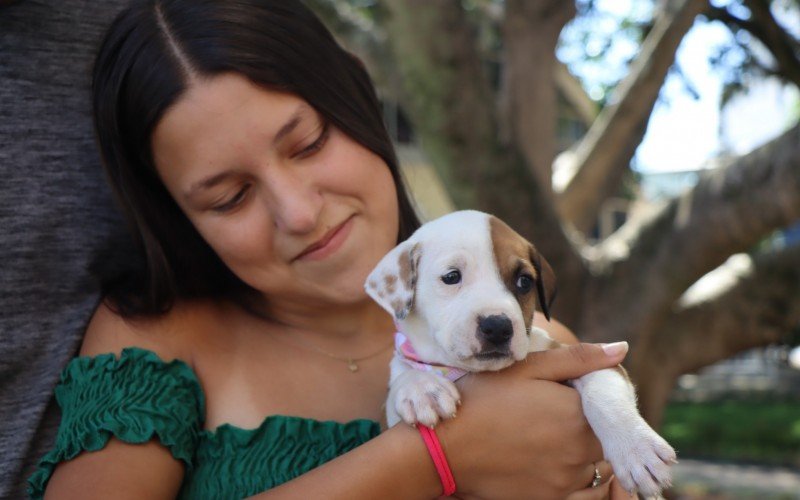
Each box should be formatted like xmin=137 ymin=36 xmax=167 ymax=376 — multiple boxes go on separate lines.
xmin=151 ymin=72 xmax=400 ymax=309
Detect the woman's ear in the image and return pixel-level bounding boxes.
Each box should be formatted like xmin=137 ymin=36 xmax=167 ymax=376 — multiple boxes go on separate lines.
xmin=365 ymin=240 xmax=421 ymax=320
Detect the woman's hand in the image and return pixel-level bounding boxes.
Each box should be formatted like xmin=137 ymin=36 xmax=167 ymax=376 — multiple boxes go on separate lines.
xmin=438 ymin=342 xmax=629 ymax=500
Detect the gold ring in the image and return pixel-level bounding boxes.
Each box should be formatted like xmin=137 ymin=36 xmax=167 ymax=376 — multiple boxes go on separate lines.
xmin=591 ymin=464 xmax=602 ymax=488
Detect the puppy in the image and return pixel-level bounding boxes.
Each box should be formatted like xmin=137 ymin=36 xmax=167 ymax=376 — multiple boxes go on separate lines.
xmin=365 ymin=210 xmax=676 ymax=497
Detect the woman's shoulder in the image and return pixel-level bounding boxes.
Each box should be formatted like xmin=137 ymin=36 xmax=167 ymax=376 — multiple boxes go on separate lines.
xmin=81 ymin=298 xmax=228 ymax=364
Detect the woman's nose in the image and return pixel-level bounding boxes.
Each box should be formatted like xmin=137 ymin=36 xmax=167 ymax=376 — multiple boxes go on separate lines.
xmin=265 ymin=169 xmax=323 ymax=234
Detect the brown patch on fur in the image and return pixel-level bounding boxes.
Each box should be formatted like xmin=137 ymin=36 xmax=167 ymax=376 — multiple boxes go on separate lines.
xmin=489 ymin=217 xmax=539 ymax=331
xmin=391 ymin=243 xmax=420 ymax=319
xmin=383 ymin=274 xmax=397 ymax=295
xmin=390 ymin=298 xmax=405 ymax=316
xmin=398 ymin=248 xmax=412 ymax=288
xmin=547 ymin=339 xmax=562 ymax=350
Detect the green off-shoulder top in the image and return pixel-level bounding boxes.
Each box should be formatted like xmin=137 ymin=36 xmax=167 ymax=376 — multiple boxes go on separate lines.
xmin=28 ymin=348 xmax=381 ymax=499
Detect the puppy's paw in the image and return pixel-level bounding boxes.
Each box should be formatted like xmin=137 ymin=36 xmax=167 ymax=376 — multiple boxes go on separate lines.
xmin=391 ymin=370 xmax=460 ymax=428
xmin=606 ymin=423 xmax=676 ymax=498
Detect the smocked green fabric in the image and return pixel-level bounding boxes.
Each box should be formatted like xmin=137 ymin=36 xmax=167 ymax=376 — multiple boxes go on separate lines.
xmin=28 ymin=348 xmax=381 ymax=499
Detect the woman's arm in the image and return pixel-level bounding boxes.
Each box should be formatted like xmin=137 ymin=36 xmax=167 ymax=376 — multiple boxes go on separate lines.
xmin=251 ymin=334 xmax=630 ymax=500
xmin=45 ymin=308 xmax=627 ymax=499
xmin=45 ymin=440 xmax=185 ymax=499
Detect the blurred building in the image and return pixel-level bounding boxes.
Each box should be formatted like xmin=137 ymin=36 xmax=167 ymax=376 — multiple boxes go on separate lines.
xmin=672 ymin=345 xmax=800 ymax=402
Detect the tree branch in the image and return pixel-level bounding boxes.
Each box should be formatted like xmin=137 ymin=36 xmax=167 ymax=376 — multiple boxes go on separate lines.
xmin=632 ymin=243 xmax=800 ymax=425
xmin=557 ymin=0 xmax=708 ymax=232
xmin=581 ymin=123 xmax=800 ymax=342
xmin=740 ymin=0 xmax=800 ymax=88
xmin=658 ymin=245 xmax=800 ymax=376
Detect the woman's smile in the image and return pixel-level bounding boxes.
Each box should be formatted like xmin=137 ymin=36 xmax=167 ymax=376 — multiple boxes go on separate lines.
xmin=294 ymin=214 xmax=356 ymax=262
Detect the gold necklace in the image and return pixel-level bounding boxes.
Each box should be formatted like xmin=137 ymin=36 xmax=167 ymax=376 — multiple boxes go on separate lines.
xmin=272 ymin=333 xmax=394 ymax=373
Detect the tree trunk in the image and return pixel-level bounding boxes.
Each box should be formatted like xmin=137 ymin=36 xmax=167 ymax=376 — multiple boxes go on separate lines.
xmin=502 ymin=0 xmax=577 ymax=196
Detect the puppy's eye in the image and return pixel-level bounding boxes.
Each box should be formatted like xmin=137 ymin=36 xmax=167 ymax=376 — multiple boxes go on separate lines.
xmin=441 ymin=270 xmax=461 ymax=285
xmin=516 ymin=274 xmax=533 ymax=294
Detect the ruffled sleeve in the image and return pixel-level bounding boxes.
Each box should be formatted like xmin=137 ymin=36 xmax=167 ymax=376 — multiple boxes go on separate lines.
xmin=28 ymin=348 xmax=205 ymax=499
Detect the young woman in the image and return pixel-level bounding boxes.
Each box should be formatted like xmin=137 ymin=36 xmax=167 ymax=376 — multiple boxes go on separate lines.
xmin=30 ymin=1 xmax=632 ymax=498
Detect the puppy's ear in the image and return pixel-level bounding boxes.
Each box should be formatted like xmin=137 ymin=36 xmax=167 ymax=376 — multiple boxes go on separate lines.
xmin=365 ymin=240 xmax=422 ymax=321
xmin=530 ymin=246 xmax=557 ymax=321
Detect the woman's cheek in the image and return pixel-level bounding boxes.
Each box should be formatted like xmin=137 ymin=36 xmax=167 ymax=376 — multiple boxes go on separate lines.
xmin=196 ymin=213 xmax=277 ymax=276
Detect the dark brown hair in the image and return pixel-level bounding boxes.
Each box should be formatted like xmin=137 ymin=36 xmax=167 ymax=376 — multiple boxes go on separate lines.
xmin=92 ymin=0 xmax=420 ymax=316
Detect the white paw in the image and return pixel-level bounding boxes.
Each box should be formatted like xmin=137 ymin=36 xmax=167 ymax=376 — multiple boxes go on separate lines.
xmin=390 ymin=371 xmax=460 ymax=428
xmin=605 ymin=423 xmax=677 ymax=497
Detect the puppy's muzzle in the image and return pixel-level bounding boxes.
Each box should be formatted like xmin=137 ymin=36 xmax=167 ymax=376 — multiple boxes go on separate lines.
xmin=476 ymin=314 xmax=513 ymax=356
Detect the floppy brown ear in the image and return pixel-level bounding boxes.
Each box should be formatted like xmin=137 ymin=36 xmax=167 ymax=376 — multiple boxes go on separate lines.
xmin=531 ymin=247 xmax=557 ymax=321
xmin=364 ymin=240 xmax=421 ymax=321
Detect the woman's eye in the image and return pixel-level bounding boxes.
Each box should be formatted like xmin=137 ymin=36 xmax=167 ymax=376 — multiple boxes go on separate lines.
xmin=441 ymin=270 xmax=461 ymax=285
xmin=212 ymin=186 xmax=249 ymax=213
xmin=516 ymin=274 xmax=533 ymax=294
xmin=293 ymin=121 xmax=330 ymax=159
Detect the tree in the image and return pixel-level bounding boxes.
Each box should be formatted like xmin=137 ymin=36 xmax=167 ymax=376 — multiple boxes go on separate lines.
xmin=311 ymin=0 xmax=800 ymax=427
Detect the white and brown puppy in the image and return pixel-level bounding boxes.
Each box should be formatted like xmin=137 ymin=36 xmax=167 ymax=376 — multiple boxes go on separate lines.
xmin=365 ymin=210 xmax=676 ymax=497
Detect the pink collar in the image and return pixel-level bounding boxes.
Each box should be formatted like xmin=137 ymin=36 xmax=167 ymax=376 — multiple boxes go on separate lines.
xmin=395 ymin=332 xmax=468 ymax=382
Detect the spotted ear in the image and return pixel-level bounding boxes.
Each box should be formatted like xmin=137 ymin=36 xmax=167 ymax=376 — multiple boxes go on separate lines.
xmin=530 ymin=247 xmax=557 ymax=321
xmin=365 ymin=241 xmax=422 ymax=321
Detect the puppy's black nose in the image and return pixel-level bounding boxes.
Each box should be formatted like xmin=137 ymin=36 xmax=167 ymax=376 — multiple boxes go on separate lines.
xmin=478 ymin=314 xmax=513 ymax=346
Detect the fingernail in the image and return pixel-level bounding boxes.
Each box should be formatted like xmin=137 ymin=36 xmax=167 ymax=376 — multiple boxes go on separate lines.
xmin=601 ymin=341 xmax=628 ymax=357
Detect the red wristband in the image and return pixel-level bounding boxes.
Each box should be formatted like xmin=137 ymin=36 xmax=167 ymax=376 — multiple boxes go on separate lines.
xmin=418 ymin=424 xmax=456 ymax=496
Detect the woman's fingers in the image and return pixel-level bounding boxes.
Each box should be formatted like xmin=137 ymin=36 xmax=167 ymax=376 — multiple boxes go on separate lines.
xmin=565 ymin=479 xmax=611 ymax=500
xmin=520 ymin=342 xmax=629 ymax=381
xmin=566 ymin=462 xmax=617 ymax=500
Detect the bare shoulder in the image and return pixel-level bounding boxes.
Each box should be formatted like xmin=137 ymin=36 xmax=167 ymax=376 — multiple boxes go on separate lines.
xmin=81 ymin=298 xmax=225 ymax=364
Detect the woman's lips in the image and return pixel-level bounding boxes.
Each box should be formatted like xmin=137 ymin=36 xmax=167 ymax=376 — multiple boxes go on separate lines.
xmin=294 ymin=216 xmax=355 ymax=261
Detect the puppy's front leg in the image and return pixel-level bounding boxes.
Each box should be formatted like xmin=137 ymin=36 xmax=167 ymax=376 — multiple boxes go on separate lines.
xmin=386 ymin=355 xmax=461 ymax=428
xmin=572 ymin=368 xmax=676 ymax=497
xmin=529 ymin=328 xmax=676 ymax=496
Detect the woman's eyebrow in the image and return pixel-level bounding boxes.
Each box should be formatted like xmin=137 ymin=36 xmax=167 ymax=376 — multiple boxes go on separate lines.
xmin=186 ymin=171 xmax=235 ymax=198
xmin=185 ymin=105 xmax=312 ymax=198
xmin=273 ymin=113 xmax=302 ymax=144
xmin=273 ymin=104 xmax=314 ymax=144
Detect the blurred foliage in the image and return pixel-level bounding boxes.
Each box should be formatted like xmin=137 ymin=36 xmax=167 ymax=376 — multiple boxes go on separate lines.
xmin=663 ymin=401 xmax=800 ymax=466
xmin=705 ymin=0 xmax=800 ymax=107
xmin=309 ymin=0 xmax=800 ymax=114
xmin=557 ymin=0 xmax=657 ymax=106
xmin=560 ymin=0 xmax=800 ymax=112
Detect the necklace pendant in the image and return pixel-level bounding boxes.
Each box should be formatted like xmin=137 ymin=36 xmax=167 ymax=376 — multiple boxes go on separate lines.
xmin=347 ymin=359 xmax=359 ymax=372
